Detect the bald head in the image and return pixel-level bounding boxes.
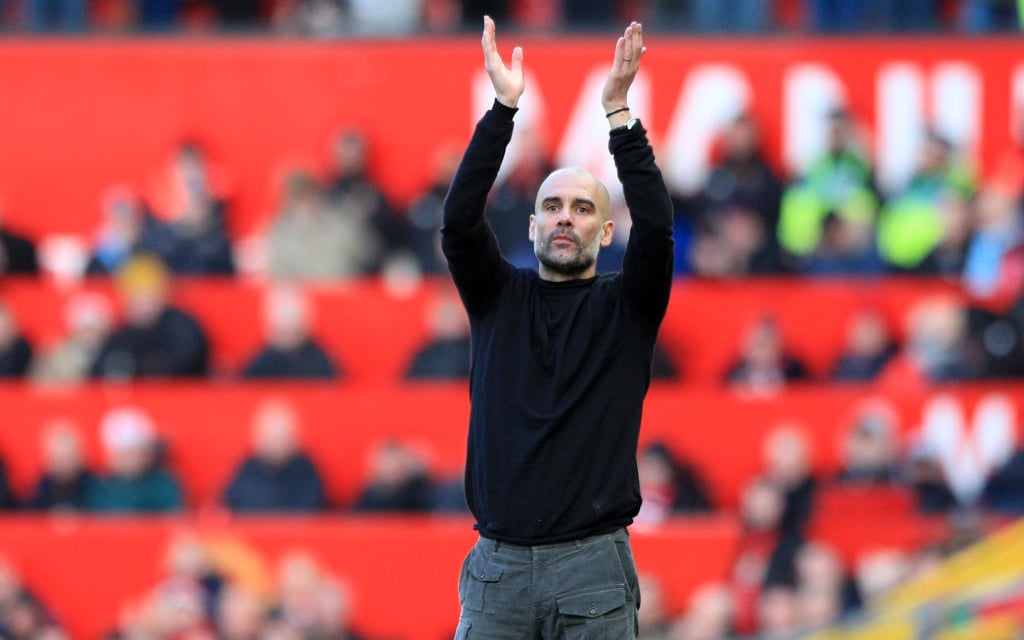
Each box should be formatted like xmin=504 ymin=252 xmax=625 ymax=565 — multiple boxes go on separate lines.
xmin=535 ymin=168 xmax=612 ymax=221
xmin=529 ymin=167 xmax=616 ymax=282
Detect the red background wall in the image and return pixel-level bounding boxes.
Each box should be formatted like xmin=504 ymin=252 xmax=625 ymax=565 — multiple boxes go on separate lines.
xmin=0 ymin=37 xmax=1021 ymax=239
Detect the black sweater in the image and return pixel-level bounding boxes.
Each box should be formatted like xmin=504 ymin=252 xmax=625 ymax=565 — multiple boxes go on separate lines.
xmin=441 ymin=101 xmax=674 ymax=544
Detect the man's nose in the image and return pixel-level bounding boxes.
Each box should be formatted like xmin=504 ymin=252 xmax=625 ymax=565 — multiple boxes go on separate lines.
xmin=556 ymin=209 xmax=572 ymax=225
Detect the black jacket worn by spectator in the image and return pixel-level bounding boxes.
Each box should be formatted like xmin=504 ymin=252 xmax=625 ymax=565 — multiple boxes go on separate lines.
xmin=0 ymin=229 xmax=38 ymax=275
xmin=90 ymin=307 xmax=208 ymax=379
xmin=28 ymin=470 xmax=97 ymax=511
xmin=242 ymin=340 xmax=338 ymax=380
xmin=0 ymin=336 xmax=32 ymax=378
xmin=223 ymin=453 xmax=326 ymax=512
xmin=441 ymin=101 xmax=674 ymax=544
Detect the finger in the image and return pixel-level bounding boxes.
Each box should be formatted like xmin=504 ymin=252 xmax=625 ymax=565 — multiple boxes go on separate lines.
xmin=613 ymin=35 xmax=625 ymax=67
xmin=482 ymin=15 xmax=496 ymax=57
xmin=510 ymin=45 xmax=523 ymax=74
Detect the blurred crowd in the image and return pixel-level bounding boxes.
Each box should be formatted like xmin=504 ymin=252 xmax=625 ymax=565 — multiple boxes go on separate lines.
xmin=1 ymin=391 xmax=1022 ymax=638
xmin=2 ymin=101 xmax=1024 ymax=387
xmin=2 ymin=0 xmax=1020 ymax=35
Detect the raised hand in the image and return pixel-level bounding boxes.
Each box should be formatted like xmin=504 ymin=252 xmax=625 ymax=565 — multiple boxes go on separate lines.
xmin=602 ymin=22 xmax=646 ymax=125
xmin=481 ymin=15 xmax=524 ymax=109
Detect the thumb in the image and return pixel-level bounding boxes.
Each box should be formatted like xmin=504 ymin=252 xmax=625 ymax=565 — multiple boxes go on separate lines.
xmin=510 ymin=46 xmax=523 ymax=73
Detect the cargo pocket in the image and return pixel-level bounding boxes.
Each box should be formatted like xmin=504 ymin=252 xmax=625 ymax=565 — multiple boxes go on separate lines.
xmin=463 ymin=553 xmax=503 ymax=614
xmin=556 ymin=586 xmax=630 ymax=639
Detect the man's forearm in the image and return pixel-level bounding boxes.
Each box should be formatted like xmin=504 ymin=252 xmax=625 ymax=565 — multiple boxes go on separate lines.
xmin=441 ymin=100 xmax=517 ymax=235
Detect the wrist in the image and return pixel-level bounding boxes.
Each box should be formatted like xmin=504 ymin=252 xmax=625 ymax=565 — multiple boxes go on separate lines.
xmin=496 ymin=95 xmax=520 ymax=109
xmin=606 ymin=108 xmax=632 ymax=129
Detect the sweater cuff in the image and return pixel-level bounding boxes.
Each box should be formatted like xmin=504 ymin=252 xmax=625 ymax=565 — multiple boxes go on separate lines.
xmin=490 ymin=99 xmax=519 ymax=121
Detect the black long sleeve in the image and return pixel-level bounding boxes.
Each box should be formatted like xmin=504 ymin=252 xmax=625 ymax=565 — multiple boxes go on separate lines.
xmin=442 ymin=105 xmax=675 ymax=544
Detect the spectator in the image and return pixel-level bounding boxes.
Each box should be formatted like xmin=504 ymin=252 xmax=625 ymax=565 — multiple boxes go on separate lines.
xmin=804 ymin=209 xmax=884 ymax=276
xmin=0 ymin=301 xmax=32 ymax=379
xmin=635 ymin=441 xmax=712 ymax=525
xmin=266 ymin=170 xmax=379 ymax=281
xmin=0 ymin=456 xmax=14 ymax=511
xmin=404 ymin=291 xmax=471 ymax=380
xmin=86 ymin=407 xmax=183 ymax=513
xmin=916 ymin=193 xmax=974 ymax=277
xmin=162 ymin=535 xmax=225 ymax=621
xmin=667 ymin=582 xmax=735 ymax=640
xmin=756 ymin=585 xmax=801 ymax=639
xmin=730 ymin=478 xmax=801 ymax=636
xmin=271 ymin=0 xmax=347 ymax=36
xmin=326 ymin=129 xmax=393 ymax=272
xmin=636 ymin=573 xmax=671 ymax=640
xmin=689 ymin=202 xmax=777 ymax=277
xmin=963 ymin=186 xmax=1024 ymax=298
xmin=146 ymin=142 xmax=235 ymax=275
xmin=223 ymin=399 xmax=327 ymax=512
xmin=793 ymin=542 xmax=858 ymax=623
xmin=273 ymin=552 xmax=367 ymax=639
xmin=0 ymin=557 xmax=66 ymax=640
xmin=401 ymin=145 xmax=461 ymax=275
xmin=241 ymin=286 xmax=339 ymax=380
xmin=431 ymin=467 xmax=469 ymax=513
xmin=878 ymin=130 xmax=974 ymax=272
xmin=898 ymin=294 xmax=981 ymax=383
xmin=982 ymin=445 xmax=1024 ymax=514
xmin=762 ymin=425 xmax=816 ymax=535
xmin=959 ymin=0 xmax=1020 ymax=32
xmin=31 ymin=291 xmax=115 ymax=384
xmin=27 ymin=419 xmax=97 ymax=511
xmin=0 ymin=206 xmax=38 ymax=276
xmin=704 ymin=112 xmax=783 ymax=236
xmin=351 ymin=439 xmax=435 ymax=513
xmin=778 ymin=107 xmax=877 ymax=268
xmin=688 ymin=0 xmax=773 ymax=32
xmin=216 ymin=585 xmax=267 ymax=640
xmin=804 ymin=0 xmax=868 ymax=32
xmin=90 ymin=254 xmax=209 ymax=379
xmin=830 ymin=309 xmax=898 ymax=382
xmin=84 ymin=185 xmax=158 ymax=276
xmin=854 ymin=549 xmax=912 ymax=606
xmin=836 ymin=401 xmax=898 ymax=485
xmin=902 ymin=439 xmax=957 ymax=514
xmin=726 ymin=316 xmax=809 ymax=393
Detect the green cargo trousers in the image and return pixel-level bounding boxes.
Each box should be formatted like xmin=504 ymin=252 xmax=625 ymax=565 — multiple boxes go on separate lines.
xmin=454 ymin=528 xmax=640 ymax=639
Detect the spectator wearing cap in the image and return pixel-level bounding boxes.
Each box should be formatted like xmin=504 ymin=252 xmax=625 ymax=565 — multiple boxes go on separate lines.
xmin=223 ymin=399 xmax=326 ymax=513
xmin=86 ymin=407 xmax=183 ymax=513
xmin=0 ymin=301 xmax=31 ymax=379
xmin=26 ymin=420 xmax=97 ymax=512
xmin=241 ymin=286 xmax=338 ymax=380
xmin=89 ymin=254 xmax=209 ymax=380
xmin=31 ymin=291 xmax=115 ymax=384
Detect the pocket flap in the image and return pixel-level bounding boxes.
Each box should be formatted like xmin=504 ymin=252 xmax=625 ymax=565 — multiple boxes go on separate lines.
xmin=468 ymin=554 xmax=503 ymax=583
xmin=556 ymin=587 xmax=626 ymax=618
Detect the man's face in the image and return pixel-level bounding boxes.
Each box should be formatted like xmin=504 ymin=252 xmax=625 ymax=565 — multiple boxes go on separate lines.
xmin=529 ymin=169 xmax=614 ymax=281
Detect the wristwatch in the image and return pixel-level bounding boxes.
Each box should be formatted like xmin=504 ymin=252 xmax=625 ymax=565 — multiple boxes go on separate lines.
xmin=611 ymin=118 xmax=638 ymax=135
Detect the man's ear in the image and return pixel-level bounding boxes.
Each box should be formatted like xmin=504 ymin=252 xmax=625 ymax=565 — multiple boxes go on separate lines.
xmin=599 ymin=219 xmax=615 ymax=247
xmin=528 ymin=214 xmax=536 ymax=242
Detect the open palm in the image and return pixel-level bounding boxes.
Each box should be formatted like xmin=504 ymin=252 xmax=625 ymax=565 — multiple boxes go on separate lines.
xmin=481 ymin=16 xmax=524 ymax=109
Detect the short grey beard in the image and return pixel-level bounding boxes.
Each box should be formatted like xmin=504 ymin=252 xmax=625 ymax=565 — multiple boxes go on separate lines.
xmin=534 ymin=231 xmax=600 ymax=277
